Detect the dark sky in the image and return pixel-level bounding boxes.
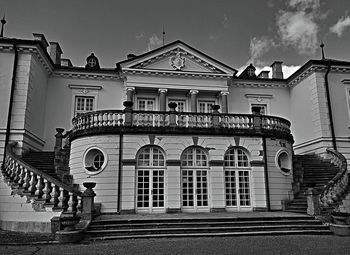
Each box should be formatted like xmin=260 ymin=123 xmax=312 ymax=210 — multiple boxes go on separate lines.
xmin=1 ymin=0 xmax=350 ymax=77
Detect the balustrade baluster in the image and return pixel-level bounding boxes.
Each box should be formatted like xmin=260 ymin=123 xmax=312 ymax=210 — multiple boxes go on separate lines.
xmin=102 ymin=113 xmax=107 ymax=126
xmin=35 ymin=175 xmax=44 ymax=198
xmin=42 ymin=179 xmax=52 ymax=203
xmin=62 ymin=189 xmax=69 ymax=211
xmin=17 ymin=166 xmax=25 ymax=187
xmin=72 ymin=194 xmax=79 ymax=213
xmin=28 ymin=172 xmax=37 ymax=194
xmin=13 ymin=162 xmax=21 ymax=183
xmin=52 ymin=185 xmax=60 ymax=208
xmin=22 ymin=169 xmax=31 ymax=190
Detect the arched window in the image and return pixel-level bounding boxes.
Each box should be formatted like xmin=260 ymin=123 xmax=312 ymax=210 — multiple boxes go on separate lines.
xmin=181 ymin=147 xmax=209 ymax=211
xmin=224 ymin=147 xmax=251 ymax=210
xmin=136 ymin=146 xmax=166 ymax=212
xmin=181 ymin=147 xmax=207 ymax=167
xmin=137 ymin=147 xmax=165 ymax=167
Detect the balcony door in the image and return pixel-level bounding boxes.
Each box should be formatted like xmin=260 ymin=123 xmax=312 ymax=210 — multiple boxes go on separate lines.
xmin=181 ymin=147 xmax=209 ymax=212
xmin=136 ymin=146 xmax=166 ymax=213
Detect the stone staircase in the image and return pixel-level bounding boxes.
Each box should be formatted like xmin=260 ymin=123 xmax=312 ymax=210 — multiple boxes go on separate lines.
xmin=85 ymin=214 xmax=331 ymax=241
xmin=285 ymin=154 xmax=340 ymax=213
xmin=21 ymin=152 xmax=57 ymax=179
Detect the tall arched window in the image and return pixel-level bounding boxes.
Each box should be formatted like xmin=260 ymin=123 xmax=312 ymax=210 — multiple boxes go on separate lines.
xmin=224 ymin=147 xmax=251 ymax=210
xmin=136 ymin=146 xmax=165 ymax=213
xmin=181 ymin=147 xmax=209 ymax=212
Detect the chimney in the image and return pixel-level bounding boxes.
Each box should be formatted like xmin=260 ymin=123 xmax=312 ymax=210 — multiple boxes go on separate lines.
xmin=32 ymin=33 xmax=49 ymax=50
xmin=270 ymin=61 xmax=283 ymax=79
xmin=49 ymin=42 xmax=63 ymax=65
xmin=127 ymin=53 xmax=137 ymax=60
xmin=258 ymin=70 xmax=270 ymax=79
xmin=61 ymin=58 xmax=73 ymax=67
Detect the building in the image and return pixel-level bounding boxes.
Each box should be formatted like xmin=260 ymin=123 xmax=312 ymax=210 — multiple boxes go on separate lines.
xmin=0 ymin=32 xmax=349 ymax=232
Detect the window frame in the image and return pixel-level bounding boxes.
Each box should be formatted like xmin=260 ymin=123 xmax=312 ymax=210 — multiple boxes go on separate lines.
xmin=83 ymin=146 xmax=108 ymax=175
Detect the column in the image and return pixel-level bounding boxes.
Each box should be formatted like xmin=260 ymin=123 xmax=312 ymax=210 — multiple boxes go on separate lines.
xmin=126 ymin=87 xmax=135 ymax=102
xmin=189 ymin=90 xmax=199 ymax=112
xmin=158 ymin=89 xmax=168 ymax=112
xmin=220 ymin=91 xmax=229 ymax=114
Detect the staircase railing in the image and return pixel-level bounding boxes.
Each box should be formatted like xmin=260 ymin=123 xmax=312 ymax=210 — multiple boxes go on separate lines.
xmin=319 ymin=149 xmax=349 ymax=208
xmin=1 ymin=142 xmax=82 ymax=214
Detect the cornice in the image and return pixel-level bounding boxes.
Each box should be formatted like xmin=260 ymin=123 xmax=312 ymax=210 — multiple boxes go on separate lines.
xmin=122 ymin=68 xmax=231 ymax=80
xmin=1 ymin=43 xmax=54 ymax=75
xmin=288 ymin=61 xmax=350 ymax=87
xmin=231 ymin=80 xmax=288 ymax=88
xmin=52 ymin=70 xmax=121 ymax=81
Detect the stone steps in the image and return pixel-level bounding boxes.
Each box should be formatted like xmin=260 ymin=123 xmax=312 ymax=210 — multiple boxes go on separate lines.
xmin=285 ymin=154 xmax=340 ymax=213
xmin=85 ymin=215 xmax=330 ymax=241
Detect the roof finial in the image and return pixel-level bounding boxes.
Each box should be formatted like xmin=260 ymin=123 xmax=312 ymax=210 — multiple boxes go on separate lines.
xmin=162 ymin=24 xmax=165 ymax=46
xmin=0 ymin=15 xmax=6 ymax=38
xmin=320 ymin=41 xmax=325 ymax=60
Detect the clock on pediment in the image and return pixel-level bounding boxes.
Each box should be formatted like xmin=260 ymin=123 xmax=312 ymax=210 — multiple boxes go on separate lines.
xmin=239 ymin=64 xmax=257 ymax=79
xmin=85 ymin=53 xmax=100 ymax=70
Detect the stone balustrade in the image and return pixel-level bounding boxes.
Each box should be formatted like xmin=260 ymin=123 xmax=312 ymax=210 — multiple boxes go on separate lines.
xmin=320 ymin=149 xmax=349 ymax=208
xmin=2 ymin=142 xmax=83 ymax=214
xmin=71 ymin=103 xmax=291 ymax=137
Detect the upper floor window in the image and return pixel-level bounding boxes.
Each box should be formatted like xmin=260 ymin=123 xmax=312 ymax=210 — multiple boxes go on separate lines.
xmin=198 ymin=101 xmax=214 ymax=113
xmin=138 ymin=99 xmax=155 ymax=111
xmin=251 ymin=104 xmax=267 ymax=115
xmin=181 ymin=147 xmax=208 ymax=167
xmin=224 ymin=148 xmax=249 ymax=167
xmin=75 ymin=96 xmax=94 ymax=115
xmin=169 ymin=100 xmax=186 ymax=112
xmin=137 ymin=146 xmax=165 ymax=167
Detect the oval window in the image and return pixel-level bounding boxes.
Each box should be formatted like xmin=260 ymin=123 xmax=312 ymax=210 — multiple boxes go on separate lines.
xmin=275 ymin=149 xmax=291 ymax=175
xmin=83 ymin=147 xmax=108 ymax=175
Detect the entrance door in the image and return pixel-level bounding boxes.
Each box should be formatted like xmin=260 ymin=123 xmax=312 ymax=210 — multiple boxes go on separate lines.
xmin=182 ymin=169 xmax=209 ymax=212
xmin=137 ymin=169 xmax=165 ymax=213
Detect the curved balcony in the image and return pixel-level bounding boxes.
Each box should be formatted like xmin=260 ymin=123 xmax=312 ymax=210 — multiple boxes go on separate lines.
xmin=71 ymin=107 xmax=292 ymax=141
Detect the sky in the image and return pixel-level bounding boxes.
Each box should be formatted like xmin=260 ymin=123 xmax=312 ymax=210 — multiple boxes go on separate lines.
xmin=1 ymin=0 xmax=350 ymax=78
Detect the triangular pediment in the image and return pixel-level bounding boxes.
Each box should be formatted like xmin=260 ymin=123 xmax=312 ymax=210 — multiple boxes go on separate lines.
xmin=118 ymin=41 xmax=237 ymax=76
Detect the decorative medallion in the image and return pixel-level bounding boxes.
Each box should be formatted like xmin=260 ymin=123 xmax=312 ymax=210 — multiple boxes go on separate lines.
xmin=170 ymin=51 xmax=185 ymax=70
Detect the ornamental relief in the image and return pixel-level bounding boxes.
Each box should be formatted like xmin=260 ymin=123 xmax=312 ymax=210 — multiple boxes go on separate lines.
xmin=170 ymin=51 xmax=185 ymax=70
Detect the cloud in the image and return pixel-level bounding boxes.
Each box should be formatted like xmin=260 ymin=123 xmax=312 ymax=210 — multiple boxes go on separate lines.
xmin=248 ymin=36 xmax=276 ymax=66
xmin=330 ymin=15 xmax=350 ymax=37
xmin=237 ymin=64 xmax=301 ymax=79
xmin=209 ymin=34 xmax=218 ymax=41
xmin=276 ymin=0 xmax=323 ymax=55
xmin=222 ymin=14 xmax=229 ymax=28
xmin=135 ymin=33 xmax=145 ymax=40
xmin=147 ymin=34 xmax=163 ymax=51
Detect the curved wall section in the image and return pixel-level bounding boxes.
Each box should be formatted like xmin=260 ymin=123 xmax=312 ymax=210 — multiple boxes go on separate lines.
xmin=69 ymin=135 xmax=120 ymax=213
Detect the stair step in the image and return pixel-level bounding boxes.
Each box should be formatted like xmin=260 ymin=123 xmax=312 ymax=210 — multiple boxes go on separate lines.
xmin=86 ymin=229 xmax=331 ymax=241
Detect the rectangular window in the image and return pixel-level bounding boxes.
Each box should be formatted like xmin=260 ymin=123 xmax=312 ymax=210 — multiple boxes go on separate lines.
xmin=168 ymin=100 xmax=186 ymax=112
xmin=138 ymin=99 xmax=155 ymax=111
xmin=198 ymin=101 xmax=214 ymax=113
xmin=74 ymin=96 xmax=94 ymax=115
xmin=251 ymin=104 xmax=267 ymax=115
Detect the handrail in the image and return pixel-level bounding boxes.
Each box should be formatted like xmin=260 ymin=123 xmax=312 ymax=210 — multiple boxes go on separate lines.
xmin=319 ymin=149 xmax=349 ymax=208
xmin=2 ymin=142 xmax=82 ymax=213
xmin=71 ymin=110 xmax=291 ymax=135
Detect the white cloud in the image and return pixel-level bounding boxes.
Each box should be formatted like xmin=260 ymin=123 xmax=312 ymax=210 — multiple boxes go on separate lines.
xmin=222 ymin=14 xmax=229 ymax=28
xmin=237 ymin=64 xmax=300 ymax=79
xmin=147 ymin=34 xmax=163 ymax=51
xmin=276 ymin=0 xmax=323 ymax=55
xmin=282 ymin=65 xmax=301 ymax=78
xmin=135 ymin=33 xmax=145 ymax=40
xmin=248 ymin=36 xmax=276 ymax=66
xmin=330 ymin=15 xmax=350 ymax=37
